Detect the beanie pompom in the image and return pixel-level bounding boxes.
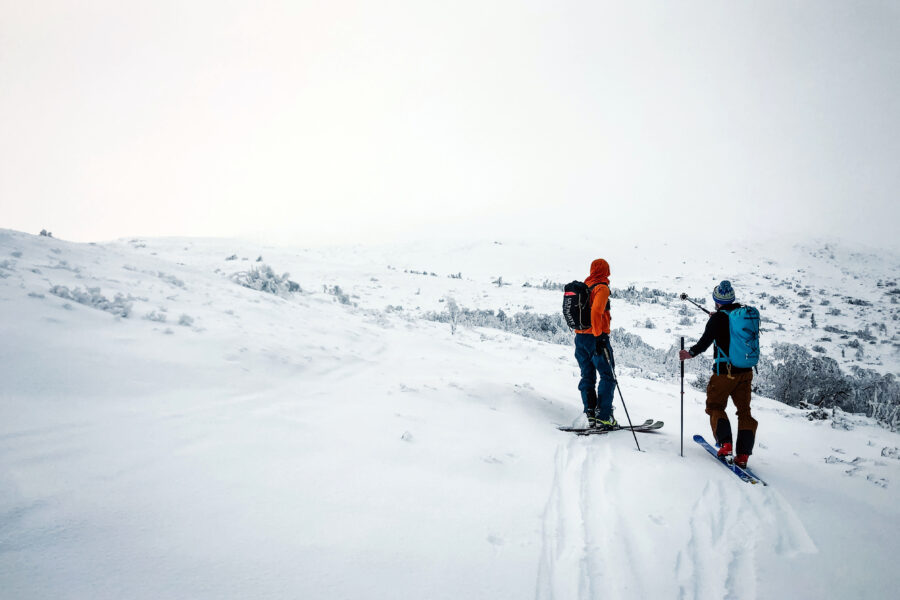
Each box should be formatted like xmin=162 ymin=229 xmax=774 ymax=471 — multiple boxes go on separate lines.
xmin=713 ymin=280 xmax=736 ymax=304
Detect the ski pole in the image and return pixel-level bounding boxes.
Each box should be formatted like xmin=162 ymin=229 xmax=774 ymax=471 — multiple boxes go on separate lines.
xmin=680 ymin=336 xmax=685 ymax=458
xmin=679 ymin=292 xmax=711 ymax=316
xmin=603 ymin=349 xmax=641 ymax=452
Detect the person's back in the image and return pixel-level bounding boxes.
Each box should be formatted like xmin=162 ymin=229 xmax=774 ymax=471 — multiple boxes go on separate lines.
xmin=572 ymin=259 xmax=616 ymax=428
xmin=679 ymin=280 xmax=758 ymax=468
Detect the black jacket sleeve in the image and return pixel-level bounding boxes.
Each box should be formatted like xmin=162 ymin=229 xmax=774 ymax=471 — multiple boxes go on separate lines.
xmin=690 ymin=312 xmax=723 ymax=356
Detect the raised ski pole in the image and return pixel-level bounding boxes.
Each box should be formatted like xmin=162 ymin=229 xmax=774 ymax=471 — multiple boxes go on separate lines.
xmin=680 ymin=336 xmax=685 ymax=458
xmin=680 ymin=292 xmax=712 ymax=316
xmin=603 ymin=348 xmax=641 ymax=452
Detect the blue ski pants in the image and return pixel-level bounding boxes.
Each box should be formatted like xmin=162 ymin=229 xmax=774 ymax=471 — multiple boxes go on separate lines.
xmin=574 ymin=333 xmax=616 ymax=420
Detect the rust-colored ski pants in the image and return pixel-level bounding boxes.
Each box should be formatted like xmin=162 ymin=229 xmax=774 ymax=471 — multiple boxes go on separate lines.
xmin=706 ymin=371 xmax=758 ymax=455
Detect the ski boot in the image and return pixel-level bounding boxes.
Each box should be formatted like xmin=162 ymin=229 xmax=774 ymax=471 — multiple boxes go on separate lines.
xmin=595 ymin=416 xmax=618 ymax=431
xmin=586 ymin=409 xmax=599 ymax=428
xmin=734 ymin=454 xmax=750 ymax=469
xmin=717 ymin=442 xmax=734 ymax=462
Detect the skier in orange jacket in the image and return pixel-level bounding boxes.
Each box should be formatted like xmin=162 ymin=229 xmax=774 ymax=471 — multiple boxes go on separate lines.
xmin=574 ymin=259 xmax=616 ymax=428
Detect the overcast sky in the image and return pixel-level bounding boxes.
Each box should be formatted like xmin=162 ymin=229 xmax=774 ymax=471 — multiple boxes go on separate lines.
xmin=1 ymin=1 xmax=898 ymax=247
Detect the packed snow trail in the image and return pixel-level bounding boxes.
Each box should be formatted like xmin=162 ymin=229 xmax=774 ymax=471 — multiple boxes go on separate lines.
xmin=536 ymin=431 xmax=816 ymax=600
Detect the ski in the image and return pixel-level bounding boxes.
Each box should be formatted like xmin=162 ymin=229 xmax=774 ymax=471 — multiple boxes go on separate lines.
xmin=557 ymin=418 xmax=652 ymax=433
xmin=693 ymin=435 xmax=768 ymax=486
xmin=558 ymin=419 xmax=663 ymax=436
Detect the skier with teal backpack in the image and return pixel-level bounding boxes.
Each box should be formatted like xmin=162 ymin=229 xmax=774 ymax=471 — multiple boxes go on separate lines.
xmin=679 ymin=281 xmax=760 ymax=469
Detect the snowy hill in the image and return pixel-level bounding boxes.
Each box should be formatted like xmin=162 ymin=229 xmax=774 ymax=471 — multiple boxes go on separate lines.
xmin=1 ymin=228 xmax=899 ymax=599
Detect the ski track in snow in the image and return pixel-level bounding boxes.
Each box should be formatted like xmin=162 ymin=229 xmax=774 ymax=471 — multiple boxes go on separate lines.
xmin=538 ymin=437 xmax=818 ymax=600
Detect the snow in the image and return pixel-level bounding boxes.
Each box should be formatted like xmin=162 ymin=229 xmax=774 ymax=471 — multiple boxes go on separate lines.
xmin=1 ymin=228 xmax=898 ymax=599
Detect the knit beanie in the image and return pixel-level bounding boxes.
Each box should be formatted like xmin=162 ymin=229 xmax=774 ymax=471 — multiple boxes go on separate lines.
xmin=713 ymin=280 xmax=736 ymax=304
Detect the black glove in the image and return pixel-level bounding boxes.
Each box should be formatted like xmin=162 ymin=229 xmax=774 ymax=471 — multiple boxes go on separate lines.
xmin=594 ymin=333 xmax=609 ymax=355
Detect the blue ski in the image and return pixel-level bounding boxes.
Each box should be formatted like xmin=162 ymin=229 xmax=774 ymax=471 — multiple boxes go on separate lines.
xmin=693 ymin=435 xmax=768 ymax=486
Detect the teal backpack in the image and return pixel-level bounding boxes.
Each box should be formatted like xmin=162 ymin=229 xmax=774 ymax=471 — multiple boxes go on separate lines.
xmin=714 ymin=306 xmax=761 ymax=372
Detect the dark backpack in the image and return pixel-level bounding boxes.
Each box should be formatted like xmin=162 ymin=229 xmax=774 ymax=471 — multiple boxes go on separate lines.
xmin=563 ymin=281 xmax=606 ymax=330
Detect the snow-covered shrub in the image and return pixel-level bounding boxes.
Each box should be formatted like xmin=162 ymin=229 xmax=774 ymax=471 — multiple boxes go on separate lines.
xmin=157 ymin=272 xmax=185 ymax=288
xmin=445 ymin=296 xmax=460 ymax=334
xmin=807 ymin=407 xmax=829 ymax=421
xmin=231 ymin=265 xmax=301 ymax=296
xmin=39 ymin=229 xmax=53 ymax=237
xmin=612 ymin=285 xmax=678 ymax=305
xmin=145 ymin=311 xmax=167 ymax=323
xmin=424 ymin=306 xmax=571 ymax=345
xmin=178 ymin=314 xmax=194 ymax=327
xmin=756 ymin=342 xmax=899 ymax=430
xmin=644 ymin=318 xmax=656 ymax=329
xmin=49 ymin=285 xmax=133 ymax=317
xmin=844 ymin=297 xmax=873 ymax=307
xmin=324 ymin=285 xmax=352 ymax=305
xmin=769 ymin=295 xmax=789 ymax=308
xmin=225 ymin=254 xmax=238 ymax=261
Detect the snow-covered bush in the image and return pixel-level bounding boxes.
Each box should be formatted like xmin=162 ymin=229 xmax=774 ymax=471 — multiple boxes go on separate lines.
xmin=424 ymin=306 xmax=571 ymax=345
xmin=157 ymin=272 xmax=185 ymax=288
xmin=49 ymin=285 xmax=133 ymax=317
xmin=756 ymin=342 xmax=899 ymax=430
xmin=231 ymin=265 xmax=301 ymax=296
xmin=145 ymin=311 xmax=167 ymax=323
xmin=178 ymin=314 xmax=194 ymax=327
xmin=612 ymin=285 xmax=679 ymax=306
xmin=769 ymin=295 xmax=789 ymax=308
xmin=324 ymin=285 xmax=352 ymax=305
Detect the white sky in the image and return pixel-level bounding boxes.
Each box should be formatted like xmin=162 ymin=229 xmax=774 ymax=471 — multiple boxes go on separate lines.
xmin=1 ymin=1 xmax=898 ymax=247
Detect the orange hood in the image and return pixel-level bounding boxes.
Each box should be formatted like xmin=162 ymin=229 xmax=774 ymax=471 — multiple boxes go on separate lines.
xmin=585 ymin=258 xmax=610 ymax=285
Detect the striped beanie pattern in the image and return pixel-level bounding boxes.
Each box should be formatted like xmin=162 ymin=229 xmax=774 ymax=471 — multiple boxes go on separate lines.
xmin=713 ymin=280 xmax=736 ymax=304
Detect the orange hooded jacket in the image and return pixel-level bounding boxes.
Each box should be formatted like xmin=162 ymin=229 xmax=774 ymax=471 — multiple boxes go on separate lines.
xmin=575 ymin=258 xmax=611 ymax=336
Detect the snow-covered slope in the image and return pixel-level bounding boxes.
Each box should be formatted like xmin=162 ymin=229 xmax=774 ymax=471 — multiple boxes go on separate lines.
xmin=1 ymin=229 xmax=898 ymax=599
